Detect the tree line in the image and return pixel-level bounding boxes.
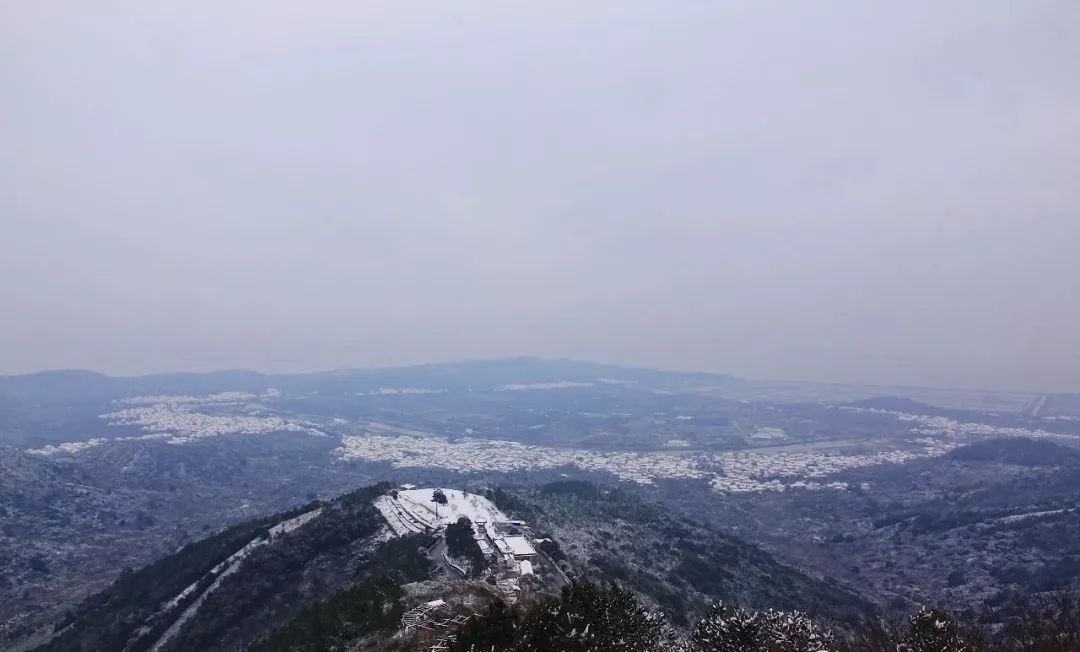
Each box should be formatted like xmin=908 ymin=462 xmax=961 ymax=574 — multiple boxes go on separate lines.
xmin=447 ymin=582 xmax=1080 ymax=652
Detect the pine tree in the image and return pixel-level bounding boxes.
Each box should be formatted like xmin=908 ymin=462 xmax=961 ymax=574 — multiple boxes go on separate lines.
xmin=516 ymin=583 xmax=670 ymax=652
xmin=691 ymin=602 xmax=765 ymax=652
xmin=756 ymin=609 xmax=834 ymax=652
xmin=433 ymin=489 xmax=448 ymax=518
xmin=448 ymin=601 xmax=516 ymax=652
xmin=690 ymin=602 xmax=835 ymax=652
xmin=899 ymin=607 xmax=970 ymax=652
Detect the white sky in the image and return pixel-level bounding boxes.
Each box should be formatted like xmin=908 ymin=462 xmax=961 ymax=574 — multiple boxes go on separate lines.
xmin=2 ymin=1 xmax=1079 ymax=391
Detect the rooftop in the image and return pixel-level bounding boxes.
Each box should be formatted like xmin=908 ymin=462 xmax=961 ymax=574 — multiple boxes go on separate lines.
xmin=503 ymin=536 xmax=537 ymax=557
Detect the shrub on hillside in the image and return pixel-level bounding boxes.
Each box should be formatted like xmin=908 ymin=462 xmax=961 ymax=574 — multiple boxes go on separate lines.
xmin=690 ymin=602 xmax=834 ymax=652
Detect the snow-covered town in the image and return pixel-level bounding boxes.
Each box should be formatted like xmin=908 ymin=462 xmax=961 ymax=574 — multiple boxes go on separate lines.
xmin=333 ymin=431 xmax=956 ymax=493
xmin=102 ymin=392 xmax=325 ymax=445
xmin=334 ymin=409 xmax=1080 ymax=493
xmin=29 ymin=392 xmax=324 ymax=455
xmin=337 ymin=434 xmax=708 ymax=485
xmin=103 ymin=402 xmax=324 ymax=445
xmin=24 ymin=391 xmax=1080 ymax=495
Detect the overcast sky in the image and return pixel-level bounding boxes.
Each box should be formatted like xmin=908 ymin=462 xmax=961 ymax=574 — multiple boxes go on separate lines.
xmin=2 ymin=2 xmax=1078 ymax=391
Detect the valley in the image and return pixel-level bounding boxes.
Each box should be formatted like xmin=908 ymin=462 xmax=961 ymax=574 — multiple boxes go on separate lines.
xmin=2 ymin=359 xmax=1080 ymax=650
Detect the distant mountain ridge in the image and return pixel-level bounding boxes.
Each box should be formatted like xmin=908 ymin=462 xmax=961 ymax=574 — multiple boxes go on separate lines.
xmin=0 ymin=358 xmax=738 ymax=399
xmin=3 ymin=357 xmax=1061 ymax=416
xmin=0 ymin=359 xmax=742 ymax=449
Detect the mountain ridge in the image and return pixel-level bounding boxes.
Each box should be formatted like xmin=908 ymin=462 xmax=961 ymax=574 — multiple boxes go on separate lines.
xmin=22 ymin=480 xmax=867 ymax=652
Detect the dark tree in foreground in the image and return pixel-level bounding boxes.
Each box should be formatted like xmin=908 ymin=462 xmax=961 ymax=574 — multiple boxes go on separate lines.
xmin=446 ymin=517 xmax=486 ymax=576
xmin=996 ymin=591 xmax=1080 ymax=651
xmin=690 ymin=602 xmax=834 ymax=652
xmin=898 ymin=607 xmax=972 ymax=652
xmin=448 ymin=601 xmax=517 ymax=652
xmin=447 ymin=583 xmax=671 ymax=652
xmin=516 ymin=583 xmax=670 ymax=652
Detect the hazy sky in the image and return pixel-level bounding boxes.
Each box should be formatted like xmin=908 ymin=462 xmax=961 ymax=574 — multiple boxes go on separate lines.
xmin=2 ymin=2 xmax=1079 ymax=391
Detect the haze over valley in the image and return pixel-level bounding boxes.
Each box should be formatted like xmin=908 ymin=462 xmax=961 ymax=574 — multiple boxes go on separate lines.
xmin=4 ymin=1 xmax=1080 ymax=650
xmin=4 ymin=359 xmax=1080 ymax=649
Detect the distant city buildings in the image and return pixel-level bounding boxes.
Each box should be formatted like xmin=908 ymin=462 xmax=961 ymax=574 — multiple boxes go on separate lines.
xmin=26 ymin=392 xmax=1080 ymax=497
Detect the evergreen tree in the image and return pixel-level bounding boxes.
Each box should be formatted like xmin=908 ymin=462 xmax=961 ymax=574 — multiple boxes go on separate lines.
xmin=445 ymin=517 xmax=486 ymax=576
xmin=690 ymin=602 xmax=835 ymax=652
xmin=433 ymin=489 xmax=448 ymax=518
xmin=691 ymin=602 xmax=766 ymax=652
xmin=899 ymin=607 xmax=970 ymax=652
xmin=515 ymin=583 xmax=670 ymax=652
xmin=449 ymin=601 xmax=517 ymax=652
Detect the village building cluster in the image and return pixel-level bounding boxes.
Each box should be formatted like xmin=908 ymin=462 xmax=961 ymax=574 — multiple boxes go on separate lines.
xmin=27 ymin=392 xmax=1080 ymax=496
xmin=337 ymin=434 xmax=708 ymax=485
xmin=100 ymin=393 xmax=323 ymax=445
xmin=336 ymin=431 xmax=958 ymax=493
xmin=338 ymin=409 xmax=1080 ymax=494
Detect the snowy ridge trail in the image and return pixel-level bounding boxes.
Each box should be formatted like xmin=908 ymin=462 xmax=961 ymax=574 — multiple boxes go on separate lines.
xmin=997 ymin=508 xmax=1069 ymax=524
xmin=269 ymin=507 xmax=323 ymax=538
xmin=148 ymin=559 xmax=244 ymax=652
xmin=136 ymin=506 xmax=323 ymax=652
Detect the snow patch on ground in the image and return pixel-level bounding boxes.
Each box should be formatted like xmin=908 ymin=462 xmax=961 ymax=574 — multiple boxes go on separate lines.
xmin=998 ymin=508 xmax=1068 ymax=524
xmin=269 ymin=507 xmax=323 ymax=538
xmin=374 ymin=488 xmax=510 ymax=535
xmin=28 ymin=438 xmax=109 ymax=456
xmin=750 ymin=427 xmax=787 ymax=440
xmin=404 ymin=488 xmax=508 ymax=527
